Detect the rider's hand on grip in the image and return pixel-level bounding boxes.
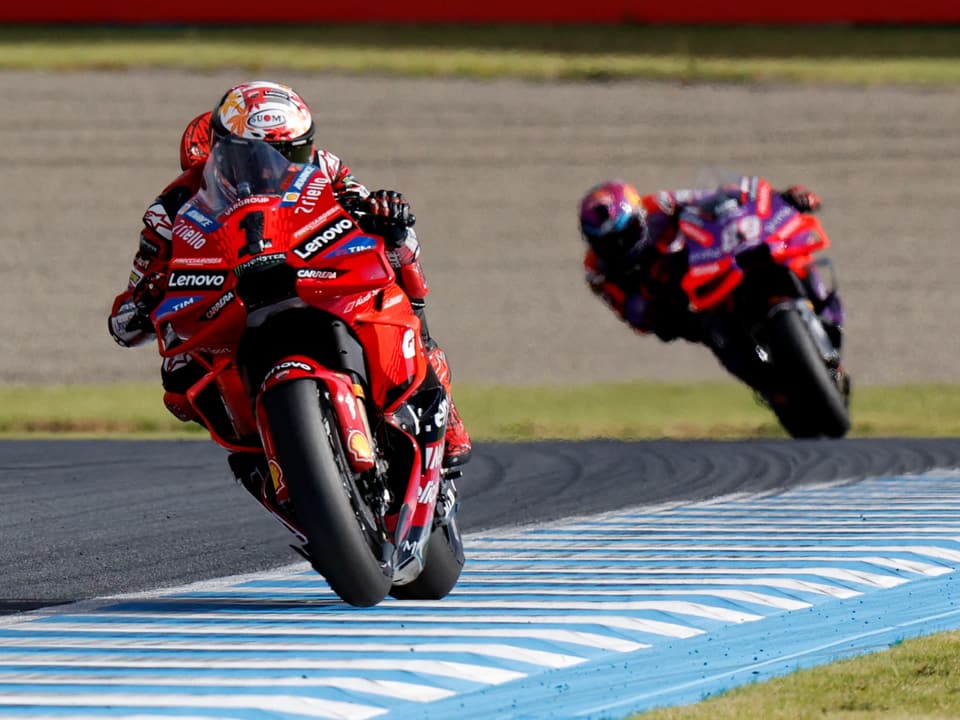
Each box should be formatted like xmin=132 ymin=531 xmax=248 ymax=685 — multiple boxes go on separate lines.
xmin=781 ymin=185 xmax=822 ymax=213
xmin=128 ymin=272 xmax=167 ymax=329
xmin=339 ymin=192 xmax=367 ymax=217
xmin=366 ymin=189 xmax=416 ymax=247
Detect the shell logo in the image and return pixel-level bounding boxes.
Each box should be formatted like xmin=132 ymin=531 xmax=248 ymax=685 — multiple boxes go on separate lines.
xmin=268 ymin=459 xmax=284 ymax=492
xmin=348 ymin=430 xmax=374 ymax=463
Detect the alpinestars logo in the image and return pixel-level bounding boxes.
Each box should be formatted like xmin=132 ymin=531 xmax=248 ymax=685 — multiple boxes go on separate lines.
xmin=293 ymin=216 xmax=354 ymax=261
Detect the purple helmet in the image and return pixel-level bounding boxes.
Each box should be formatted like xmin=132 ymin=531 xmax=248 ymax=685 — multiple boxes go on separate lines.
xmin=578 ymin=181 xmax=650 ymax=262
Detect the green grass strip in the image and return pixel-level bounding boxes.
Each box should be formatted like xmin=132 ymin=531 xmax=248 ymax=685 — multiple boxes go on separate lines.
xmin=637 ymin=631 xmax=960 ymax=719
xmin=1 ymin=25 xmax=959 ymax=84
xmin=1 ymin=381 xmax=957 ymax=439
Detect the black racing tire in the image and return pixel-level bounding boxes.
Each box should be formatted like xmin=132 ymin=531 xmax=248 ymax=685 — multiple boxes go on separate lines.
xmin=389 ymin=519 xmax=465 ymax=600
xmin=262 ymin=379 xmax=391 ymax=607
xmin=764 ymin=308 xmax=851 ymax=439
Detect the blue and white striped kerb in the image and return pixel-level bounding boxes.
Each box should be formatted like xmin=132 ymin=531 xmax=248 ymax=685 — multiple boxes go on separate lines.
xmin=3 ymin=471 xmax=960 ymax=719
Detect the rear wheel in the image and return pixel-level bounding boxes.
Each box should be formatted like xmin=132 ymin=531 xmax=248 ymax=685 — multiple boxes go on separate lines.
xmin=390 ymin=518 xmax=465 ymax=600
xmin=262 ymin=379 xmax=392 ymax=607
xmin=763 ymin=308 xmax=850 ymax=439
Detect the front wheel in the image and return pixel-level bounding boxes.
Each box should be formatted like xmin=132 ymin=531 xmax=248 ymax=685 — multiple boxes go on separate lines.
xmin=763 ymin=308 xmax=851 ymax=439
xmin=390 ymin=518 xmax=465 ymax=600
xmin=262 ymin=379 xmax=392 ymax=607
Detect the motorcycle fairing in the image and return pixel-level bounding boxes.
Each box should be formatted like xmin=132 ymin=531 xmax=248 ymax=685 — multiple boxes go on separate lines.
xmin=149 ymin=138 xmax=447 ymax=585
xmin=678 ymin=183 xmax=833 ymax=312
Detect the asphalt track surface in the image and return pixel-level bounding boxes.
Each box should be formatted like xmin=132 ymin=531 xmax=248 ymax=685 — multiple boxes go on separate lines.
xmin=4 ymin=438 xmax=960 ymax=616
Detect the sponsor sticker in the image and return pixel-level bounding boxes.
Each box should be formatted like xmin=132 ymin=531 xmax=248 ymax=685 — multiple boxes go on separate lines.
xmin=156 ymin=295 xmax=203 ymax=319
xmin=175 ymin=224 xmax=207 ymax=250
xmin=348 ymin=430 xmax=374 ymax=464
xmin=290 ymin=166 xmax=314 ymax=192
xmin=296 ymin=268 xmax=340 ymax=280
xmin=184 ymin=206 xmax=219 ymax=231
xmin=401 ymin=329 xmax=416 ymax=359
xmin=293 ymin=176 xmax=331 ymax=215
xmin=234 ymin=252 xmax=286 ymax=277
xmin=293 ymin=216 xmax=354 ymax=261
xmin=201 ymin=290 xmax=236 ymax=321
xmin=168 ymin=270 xmax=228 ymax=290
xmin=323 ymin=236 xmax=378 ymax=258
xmin=264 ymin=360 xmax=314 ymax=382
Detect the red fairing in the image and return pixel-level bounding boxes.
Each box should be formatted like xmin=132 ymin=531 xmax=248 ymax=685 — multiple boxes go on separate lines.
xmin=676 ymin=182 xmax=833 ymax=312
xmin=136 ymin=140 xmax=439 ymax=569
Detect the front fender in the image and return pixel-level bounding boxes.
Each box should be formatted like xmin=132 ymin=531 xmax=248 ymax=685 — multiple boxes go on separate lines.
xmin=255 ymin=354 xmax=376 ymax=474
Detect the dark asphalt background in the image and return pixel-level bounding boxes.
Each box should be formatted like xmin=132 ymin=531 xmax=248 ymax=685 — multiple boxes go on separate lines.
xmin=3 ymin=438 xmax=960 ymax=615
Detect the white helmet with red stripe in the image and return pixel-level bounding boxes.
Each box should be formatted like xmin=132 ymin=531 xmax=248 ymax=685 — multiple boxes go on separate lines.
xmin=210 ymin=80 xmax=315 ymax=163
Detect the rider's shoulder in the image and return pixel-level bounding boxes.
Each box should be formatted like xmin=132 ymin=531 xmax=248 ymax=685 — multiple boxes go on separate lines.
xmin=312 ymin=147 xmax=345 ymax=174
xmin=159 ymin=163 xmax=205 ymax=198
xmin=146 ymin=164 xmax=206 ymax=225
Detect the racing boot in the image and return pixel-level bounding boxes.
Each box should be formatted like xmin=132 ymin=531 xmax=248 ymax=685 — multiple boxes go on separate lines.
xmin=427 ymin=343 xmax=472 ymax=468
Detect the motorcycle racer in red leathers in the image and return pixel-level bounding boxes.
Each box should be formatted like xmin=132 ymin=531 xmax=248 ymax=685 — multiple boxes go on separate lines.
xmin=579 ymin=178 xmax=845 ymax=386
xmin=109 ymin=80 xmax=471 ymax=468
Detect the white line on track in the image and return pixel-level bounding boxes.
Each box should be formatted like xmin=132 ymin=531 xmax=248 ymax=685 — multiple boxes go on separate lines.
xmin=5 ymin=623 xmax=646 ymax=653
xmin=0 ymin=693 xmax=386 ymax=720
xmin=0 ymin=639 xmax=585 ymax=669
xmin=0 ymin=674 xmax=454 ymax=701
xmin=0 ymin=656 xmax=525 ymax=684
xmin=54 ymin=611 xmax=701 ymax=638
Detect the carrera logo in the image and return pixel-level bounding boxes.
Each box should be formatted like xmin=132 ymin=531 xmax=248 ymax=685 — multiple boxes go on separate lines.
xmin=293 ymin=217 xmax=353 ymax=260
xmin=168 ymin=271 xmax=227 ymax=289
xmin=202 ymin=290 xmax=235 ymax=320
xmin=296 ymin=268 xmax=339 ymax=280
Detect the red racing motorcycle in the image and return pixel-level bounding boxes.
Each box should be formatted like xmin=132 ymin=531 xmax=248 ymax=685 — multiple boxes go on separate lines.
xmin=142 ymin=137 xmax=464 ymax=607
xmin=677 ymin=175 xmax=851 ymax=438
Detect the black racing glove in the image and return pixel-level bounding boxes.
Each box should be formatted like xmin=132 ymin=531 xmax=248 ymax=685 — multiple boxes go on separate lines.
xmin=126 ymin=272 xmax=167 ymax=332
xmin=780 ymin=185 xmax=822 ymax=213
xmin=364 ymin=189 xmax=416 ymax=247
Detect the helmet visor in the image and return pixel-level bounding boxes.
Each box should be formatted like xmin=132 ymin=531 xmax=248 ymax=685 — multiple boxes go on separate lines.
xmin=270 ymin=139 xmax=313 ymax=164
xmin=587 ymin=215 xmax=648 ymax=262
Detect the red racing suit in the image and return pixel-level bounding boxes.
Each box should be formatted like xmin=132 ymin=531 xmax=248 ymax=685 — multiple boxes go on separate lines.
xmin=584 ymin=187 xmax=708 ymax=343
xmin=584 ymin=179 xmax=830 ymax=344
xmin=108 ymin=112 xmax=468 ymax=461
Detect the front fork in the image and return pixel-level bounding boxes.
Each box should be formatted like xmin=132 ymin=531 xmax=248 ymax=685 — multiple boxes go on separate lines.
xmin=384 ymin=376 xmax=457 ymax=585
xmin=248 ymin=356 xmax=378 ymax=532
xmin=246 ymin=354 xmax=457 ymax=585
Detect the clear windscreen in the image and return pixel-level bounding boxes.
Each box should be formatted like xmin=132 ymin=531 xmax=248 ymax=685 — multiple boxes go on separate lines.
xmin=197 ymin=137 xmax=294 ymax=215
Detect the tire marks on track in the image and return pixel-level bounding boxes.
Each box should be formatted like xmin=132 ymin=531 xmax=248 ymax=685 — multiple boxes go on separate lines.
xmin=3 ymin=438 xmax=960 ymax=610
